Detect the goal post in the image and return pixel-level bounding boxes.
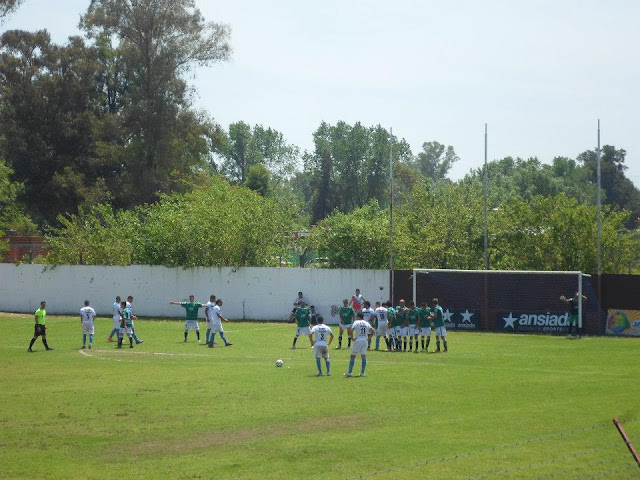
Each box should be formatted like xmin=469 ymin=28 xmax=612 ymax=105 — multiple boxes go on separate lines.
xmin=412 ymin=269 xmax=597 ymax=334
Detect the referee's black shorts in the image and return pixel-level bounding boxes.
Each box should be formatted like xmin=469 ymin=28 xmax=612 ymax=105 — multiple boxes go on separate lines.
xmin=34 ymin=324 xmax=46 ymax=337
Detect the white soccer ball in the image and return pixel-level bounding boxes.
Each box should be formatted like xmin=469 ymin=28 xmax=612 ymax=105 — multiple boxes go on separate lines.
xmin=275 ymin=359 xmax=283 ymax=367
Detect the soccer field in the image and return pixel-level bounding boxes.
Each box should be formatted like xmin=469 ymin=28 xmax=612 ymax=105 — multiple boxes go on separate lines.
xmin=1 ymin=314 xmax=638 ymax=480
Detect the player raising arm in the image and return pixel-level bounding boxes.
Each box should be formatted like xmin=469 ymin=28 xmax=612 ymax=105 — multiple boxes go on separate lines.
xmin=170 ymin=295 xmax=206 ymax=343
xmin=560 ymin=292 xmax=587 ymax=339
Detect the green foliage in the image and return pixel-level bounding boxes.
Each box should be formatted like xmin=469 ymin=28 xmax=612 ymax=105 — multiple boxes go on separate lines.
xmin=302 ymin=121 xmax=413 ymax=223
xmin=0 ymin=159 xmax=37 ymax=255
xmin=578 ymin=145 xmax=640 ymax=228
xmin=244 ymin=163 xmax=270 ymax=196
xmin=0 ymin=0 xmax=23 ymax=21
xmin=215 ymin=122 xmax=300 ymax=184
xmin=308 ymin=178 xmax=640 ymax=273
xmin=310 ymin=200 xmax=393 ymax=268
xmin=488 ymin=194 xmax=637 ymax=273
xmin=44 ymin=204 xmax=136 ymax=265
xmin=0 ymin=2 xmax=230 ymax=227
xmin=415 ymin=141 xmax=459 ymax=181
xmin=462 ymin=156 xmax=598 ymax=206
xmin=398 ymin=181 xmax=485 ymax=269
xmin=43 ymin=177 xmax=294 ymax=267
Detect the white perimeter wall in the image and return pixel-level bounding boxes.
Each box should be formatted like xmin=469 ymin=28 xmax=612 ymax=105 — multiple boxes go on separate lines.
xmin=0 ymin=264 xmax=389 ymax=324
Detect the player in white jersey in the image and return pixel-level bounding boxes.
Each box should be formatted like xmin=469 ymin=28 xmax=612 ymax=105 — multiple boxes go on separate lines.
xmin=126 ymin=295 xmax=143 ymax=344
xmin=309 ymin=316 xmax=334 ymax=376
xmin=373 ymin=301 xmax=389 ymax=351
xmin=80 ymin=300 xmax=97 ymax=349
xmin=345 ymin=313 xmax=374 ymax=377
xmin=361 ymin=300 xmax=375 ymax=349
xmin=108 ymin=296 xmax=121 ymax=342
xmin=206 ymin=299 xmax=233 ymax=347
xmin=204 ymin=294 xmax=217 ymax=345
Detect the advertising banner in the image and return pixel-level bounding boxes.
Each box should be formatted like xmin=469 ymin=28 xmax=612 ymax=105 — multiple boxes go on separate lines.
xmin=606 ymin=309 xmax=640 ymax=337
xmin=443 ymin=309 xmax=480 ymax=330
xmin=498 ymin=311 xmax=570 ymax=333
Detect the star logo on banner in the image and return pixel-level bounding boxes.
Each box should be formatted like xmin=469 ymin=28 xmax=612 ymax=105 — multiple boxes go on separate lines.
xmin=443 ymin=309 xmax=454 ymax=321
xmin=503 ymin=313 xmax=517 ymax=329
xmin=461 ymin=310 xmax=474 ymax=323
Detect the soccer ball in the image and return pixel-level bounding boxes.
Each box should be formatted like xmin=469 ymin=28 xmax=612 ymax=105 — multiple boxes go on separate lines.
xmin=275 ymin=359 xmax=283 ymax=367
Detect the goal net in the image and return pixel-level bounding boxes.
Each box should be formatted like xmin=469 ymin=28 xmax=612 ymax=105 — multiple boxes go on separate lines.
xmin=412 ymin=269 xmax=601 ymax=334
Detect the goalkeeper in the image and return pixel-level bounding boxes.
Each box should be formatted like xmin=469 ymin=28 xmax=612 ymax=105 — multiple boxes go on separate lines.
xmin=560 ymin=292 xmax=587 ymax=339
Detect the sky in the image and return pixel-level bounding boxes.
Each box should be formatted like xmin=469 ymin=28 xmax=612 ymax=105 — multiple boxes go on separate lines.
xmin=3 ymin=0 xmax=639 ymax=185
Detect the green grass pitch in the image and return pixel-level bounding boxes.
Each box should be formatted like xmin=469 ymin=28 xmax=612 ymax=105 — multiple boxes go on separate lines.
xmin=1 ymin=313 xmax=639 ymax=479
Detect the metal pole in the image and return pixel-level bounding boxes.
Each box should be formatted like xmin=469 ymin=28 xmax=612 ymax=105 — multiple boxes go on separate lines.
xmin=597 ymin=119 xmax=602 ymax=276
xmin=389 ymin=127 xmax=394 ymax=304
xmin=483 ymin=123 xmax=489 ymax=269
xmin=578 ymin=272 xmax=583 ymax=331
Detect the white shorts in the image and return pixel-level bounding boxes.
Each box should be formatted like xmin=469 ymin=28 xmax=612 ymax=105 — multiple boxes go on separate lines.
xmin=408 ymin=325 xmax=420 ymax=336
xmin=376 ymin=324 xmax=389 ymax=336
xmin=435 ymin=326 xmax=447 ymax=337
xmin=209 ymin=321 xmax=224 ymax=333
xmin=421 ymin=327 xmax=432 ymax=336
xmin=340 ymin=323 xmax=352 ymax=332
xmin=112 ymin=317 xmax=120 ymax=329
xmin=185 ymin=320 xmax=200 ymax=331
xmin=399 ymin=327 xmax=409 ymax=337
xmin=82 ymin=322 xmax=95 ymax=334
xmin=313 ymin=344 xmax=329 ymax=358
xmin=351 ymin=338 xmax=368 ymax=355
xmin=296 ymin=326 xmax=311 ymax=336
xmin=120 ymin=326 xmax=132 ymax=335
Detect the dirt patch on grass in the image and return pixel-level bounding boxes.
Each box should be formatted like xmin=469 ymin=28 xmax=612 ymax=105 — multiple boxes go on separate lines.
xmin=133 ymin=415 xmax=364 ymax=455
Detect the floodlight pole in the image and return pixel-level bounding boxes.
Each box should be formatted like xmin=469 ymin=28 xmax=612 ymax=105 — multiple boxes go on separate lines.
xmin=597 ymin=119 xmax=602 ymax=276
xmin=389 ymin=127 xmax=394 ymax=305
xmin=483 ymin=123 xmax=489 ymax=269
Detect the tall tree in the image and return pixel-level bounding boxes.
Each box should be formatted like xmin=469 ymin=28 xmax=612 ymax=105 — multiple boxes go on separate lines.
xmin=80 ymin=0 xmax=231 ymax=205
xmin=578 ymin=145 xmax=640 ymax=228
xmin=0 ymin=0 xmax=24 ymax=22
xmin=303 ymin=121 xmax=413 ymax=224
xmin=415 ymin=141 xmax=458 ymax=181
xmin=215 ymin=122 xmax=299 ymax=184
xmin=0 ymin=158 xmax=37 ymax=256
xmin=0 ymin=30 xmax=108 ymax=225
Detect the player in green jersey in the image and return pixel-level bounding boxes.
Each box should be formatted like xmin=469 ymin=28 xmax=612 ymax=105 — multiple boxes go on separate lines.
xmin=385 ymin=302 xmax=397 ymax=351
xmin=28 ymin=300 xmax=53 ymax=352
xmin=292 ymin=301 xmax=312 ymax=349
xmin=337 ymin=299 xmax=356 ymax=349
xmin=428 ymin=298 xmax=447 ymax=353
xmin=405 ymin=301 xmax=420 ymax=353
xmin=170 ymin=295 xmax=206 ymax=343
xmin=419 ymin=302 xmax=432 ymax=352
xmin=118 ymin=301 xmax=135 ymax=348
xmin=395 ymin=299 xmax=408 ymax=351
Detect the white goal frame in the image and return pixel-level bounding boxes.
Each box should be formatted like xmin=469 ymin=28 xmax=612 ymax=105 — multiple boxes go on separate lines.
xmin=412 ymin=269 xmax=590 ymax=328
